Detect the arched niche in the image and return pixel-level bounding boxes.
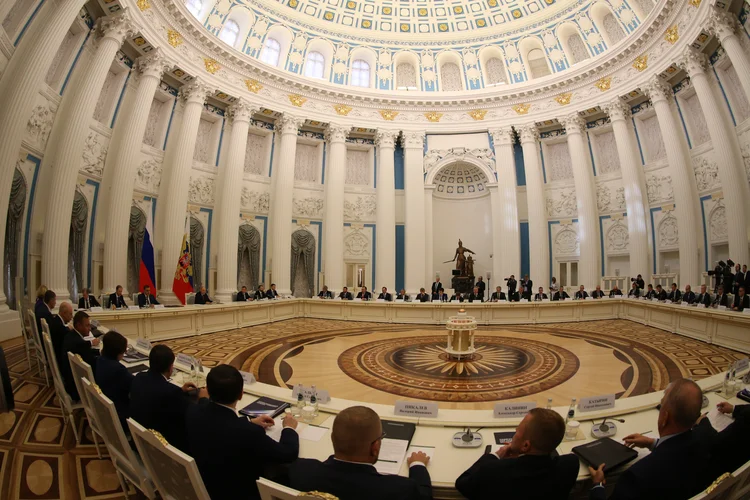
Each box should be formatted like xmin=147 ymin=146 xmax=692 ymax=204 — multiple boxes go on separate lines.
xmin=349 ymin=47 xmax=377 ymax=88
xmin=291 ymin=229 xmax=316 ymax=298
xmin=478 ymin=45 xmax=507 ymax=86
xmin=393 ymin=51 xmax=419 ymax=89
xmin=557 ymin=22 xmax=591 ymax=65
xmin=261 ymin=25 xmax=293 ymax=69
xmin=237 ymin=223 xmax=261 ymax=291
xmin=222 ymin=6 xmax=255 ymax=49
xmin=436 ymin=50 xmax=465 ymax=92
xmin=519 ymin=37 xmax=552 ymax=79
xmin=127 ymin=205 xmax=147 ymax=296
xmin=304 ymin=38 xmax=335 ymax=80
xmin=590 ymin=2 xmax=626 ymax=47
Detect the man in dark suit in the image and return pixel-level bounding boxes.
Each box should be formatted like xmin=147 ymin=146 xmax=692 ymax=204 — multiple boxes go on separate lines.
xmin=591 ymin=286 xmax=605 ymax=299
xmin=318 ymin=286 xmax=333 ymax=299
xmin=450 ymin=292 xmax=465 ymax=302
xmin=733 ymin=264 xmax=745 ymax=295
xmin=468 ymin=287 xmax=483 ymax=303
xmin=137 ymin=285 xmax=159 ymax=308
xmin=695 ymin=284 xmax=712 ymax=308
xmin=290 ymin=406 xmax=432 ymax=500
xmin=506 ymin=275 xmax=518 ymax=296
xmin=339 ymin=287 xmax=353 ymax=300
xmin=551 ymin=289 xmax=570 ymax=301
xmin=645 ymin=284 xmax=657 ymax=299
xmin=59 ymin=311 xmax=100 ymax=401
xmin=475 ymin=276 xmax=486 ymax=301
xmin=357 ymin=287 xmax=372 ymax=300
xmin=95 ymin=330 xmax=134 ymax=431
xmin=490 ymin=286 xmax=506 ymax=302
xmin=456 ymin=408 xmax=578 ymax=500
xmin=378 ymin=287 xmax=392 ymax=301
xmin=627 ymin=282 xmax=640 ymax=298
xmin=655 ymin=284 xmax=668 ymax=301
xmin=520 ymin=275 xmax=533 ymax=301
xmin=416 ymin=288 xmax=431 ymax=302
xmin=48 ymin=302 xmax=74 ymax=359
xmin=266 ymin=283 xmax=279 ymax=299
xmin=712 ymin=285 xmax=729 ymax=308
xmin=732 ymin=286 xmax=749 ymax=312
xmin=254 ymin=284 xmax=267 ymax=300
xmin=667 ymin=283 xmax=681 ymax=303
xmin=533 ymin=287 xmax=547 ymax=302
xmin=588 ymin=378 xmax=714 ymax=500
xmin=187 ymin=365 xmax=299 ymax=500
xmin=635 ymin=274 xmax=645 ymax=290
xmin=35 ymin=290 xmax=56 ymax=347
xmin=682 ymin=284 xmax=696 ymax=304
xmin=724 ymin=260 xmax=735 ymax=293
xmin=129 ymin=345 xmax=207 ymax=452
xmin=431 ymin=277 xmax=442 ymax=296
xmin=608 ymin=285 xmax=622 ymax=298
xmin=109 ymin=285 xmax=127 ymax=309
xmin=236 ymin=286 xmax=251 ymax=301
xmin=698 ymin=401 xmax=750 ymax=477
xmin=396 ymin=289 xmax=409 ymax=301
xmin=575 ymin=286 xmax=589 ymax=300
xmin=433 ymin=287 xmax=449 ymax=302
xmin=508 ymin=290 xmax=521 ymax=302
xmin=194 ymin=285 xmax=212 ymax=304
xmin=744 ymin=265 xmax=750 ymax=292
xmin=77 ymin=288 xmax=100 ymax=309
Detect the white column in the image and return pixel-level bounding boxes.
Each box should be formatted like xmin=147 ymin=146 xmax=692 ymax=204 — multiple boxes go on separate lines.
xmin=269 ymin=114 xmax=304 ymax=295
xmin=708 ymin=8 xmax=750 ymax=104
xmin=680 ymin=47 xmax=750 ymax=265
xmin=0 ymin=0 xmax=86 ymax=309
xmin=602 ymin=98 xmax=650 ymax=277
xmin=323 ymin=123 xmax=349 ymax=292
xmin=214 ymin=100 xmax=258 ymax=303
xmin=560 ymin=114 xmax=600 ymax=289
xmin=641 ymin=76 xmax=703 ymax=286
xmin=518 ymin=125 xmax=550 ymax=288
xmin=41 ymin=11 xmax=135 ymax=301
xmin=155 ymin=81 xmax=210 ymax=304
xmin=402 ymin=131 xmax=426 ymax=295
xmin=489 ymin=128 xmax=521 ymax=280
xmin=374 ymin=130 xmax=398 ymax=291
xmin=424 ymin=185 xmax=435 ymax=287
xmin=101 ymin=49 xmax=170 ymax=295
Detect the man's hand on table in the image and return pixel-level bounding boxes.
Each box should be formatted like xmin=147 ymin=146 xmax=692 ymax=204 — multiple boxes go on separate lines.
xmin=407 ymin=451 xmax=430 ymax=466
xmin=282 ymin=414 xmax=299 ymax=429
xmin=623 ymin=433 xmax=655 ymax=449
xmin=251 ymin=415 xmax=275 ymax=429
xmin=717 ymin=402 xmax=734 ymax=414
xmin=589 ymin=464 xmax=606 ymax=485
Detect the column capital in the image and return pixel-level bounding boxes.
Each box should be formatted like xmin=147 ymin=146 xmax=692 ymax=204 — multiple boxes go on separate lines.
xmin=489 ymin=127 xmax=514 ymax=146
xmin=96 ymin=9 xmax=136 ymax=45
xmin=678 ymin=47 xmax=708 ymax=77
xmin=135 ymin=48 xmax=171 ymax=80
xmin=276 ymin=113 xmax=304 ymax=135
xmin=400 ymin=130 xmax=425 ymax=149
xmin=640 ymin=76 xmax=672 ymax=104
xmin=228 ymin=99 xmax=258 ymax=124
xmin=517 ymin=124 xmax=539 ymax=144
xmin=325 ymin=123 xmax=350 ymax=143
xmin=559 ymin=113 xmax=585 ymax=135
xmin=601 ymin=98 xmax=631 ymax=122
xmin=178 ymin=79 xmax=211 ymax=104
xmin=707 ymin=7 xmax=738 ymax=43
xmin=374 ymin=129 xmax=399 ymax=148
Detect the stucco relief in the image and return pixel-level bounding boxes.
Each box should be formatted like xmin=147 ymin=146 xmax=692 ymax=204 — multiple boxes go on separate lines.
xmin=693 ymin=156 xmax=720 ymax=192
xmin=136 ymin=158 xmax=162 ymax=192
xmin=346 ymin=149 xmax=370 ymax=186
xmin=646 ymin=174 xmax=674 ymax=203
xmin=546 ymin=189 xmax=577 ymax=217
xmin=26 ymin=102 xmax=55 ymax=151
xmin=80 ymin=131 xmax=109 ymax=178
xmin=244 ymin=132 xmax=267 ymax=175
xmin=188 ymin=176 xmax=215 ymax=204
xmin=593 ymin=131 xmax=621 ymax=175
xmin=292 ymin=196 xmax=324 ymax=217
xmin=193 ymin=118 xmax=215 ymax=164
xmin=344 ymin=195 xmax=376 ymax=221
xmin=709 ymin=204 xmax=728 ymax=242
xmin=640 ymin=114 xmax=667 ymax=163
xmin=423 ymin=147 xmax=495 ymax=174
xmin=722 ymin=64 xmax=750 ymax=123
xmin=597 ymin=184 xmax=611 ymax=213
xmin=344 ymin=229 xmax=370 ymax=257
xmin=545 ymin=142 xmax=574 ymax=182
xmin=615 ymin=187 xmax=626 ymax=211
xmin=555 ymin=227 xmax=579 ymax=255
xmin=606 ymin=222 xmax=630 ymax=252
xmin=295 ymin=143 xmax=319 ymax=182
xmin=240 ymin=187 xmax=270 ymax=213
xmin=658 ymin=215 xmax=679 ymax=248
xmin=741 ymin=144 xmax=750 ymax=183
xmin=682 ymin=93 xmax=710 ymax=147
xmin=143 ymin=98 xmax=164 ymax=148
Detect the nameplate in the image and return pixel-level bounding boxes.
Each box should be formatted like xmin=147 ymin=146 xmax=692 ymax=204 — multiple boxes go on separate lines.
xmin=719 ymin=306 xmax=727 ymax=311
xmin=377 ymin=299 xmax=385 ymax=302
xmin=153 ymin=304 xmax=165 ymax=309
xmin=681 ymin=302 xmax=690 ymax=307
xmin=394 ymin=400 xmax=438 ymax=418
xmin=175 ymin=353 xmax=195 ymax=367
xmin=585 ymin=296 xmax=593 ymax=300
xmin=353 ymin=298 xmax=362 ymax=302
xmin=395 ymin=299 xmax=404 ymax=303
xmin=135 ymin=338 xmax=152 ymax=352
xmin=494 ymin=401 xmax=537 ymax=419
xmin=744 ymin=309 xmax=750 ymax=315
xmin=90 ymin=306 xmax=103 ymax=312
xmin=240 ymin=371 xmax=256 ymax=385
xmin=578 ymin=394 xmax=616 ymax=412
xmin=292 ymin=385 xmax=331 ymax=404
xmin=736 ymin=358 xmax=750 ymax=371
xmin=334 ymin=296 xmax=342 ymax=300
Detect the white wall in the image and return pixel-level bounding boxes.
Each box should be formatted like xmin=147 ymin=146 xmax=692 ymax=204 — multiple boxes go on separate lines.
xmin=426 ymin=132 xmax=489 ymax=150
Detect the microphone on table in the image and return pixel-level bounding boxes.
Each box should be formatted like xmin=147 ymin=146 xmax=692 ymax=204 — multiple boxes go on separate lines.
xmin=591 ymin=417 xmax=625 ymax=439
xmin=452 ymin=427 xmax=483 ymax=448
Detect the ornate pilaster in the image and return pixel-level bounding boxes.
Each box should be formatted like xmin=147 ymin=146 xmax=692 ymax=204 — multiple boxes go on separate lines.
xmin=323 ymin=123 xmax=350 ymax=292
xmin=402 ymin=130 xmax=427 ymax=294
xmin=707 ymin=8 xmax=750 ymax=105
xmin=489 ymin=127 xmax=520 ymax=280
xmin=375 ymin=129 xmax=399 ymax=290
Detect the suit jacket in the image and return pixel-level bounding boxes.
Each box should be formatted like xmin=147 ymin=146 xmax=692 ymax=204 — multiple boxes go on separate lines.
xmin=187 ymin=402 xmax=299 ymax=500
xmin=695 ymin=292 xmax=712 ymax=307
xmin=137 ymin=293 xmax=159 ymax=308
xmin=589 ymin=430 xmax=714 ymax=500
xmin=733 ymin=294 xmax=750 ymax=311
xmin=534 ymin=293 xmax=548 ymax=301
xmin=95 ymin=354 xmax=134 ymax=430
xmin=450 ymin=294 xmax=464 ymax=302
xmin=254 ymin=290 xmax=266 ymax=300
xmin=627 ymin=288 xmax=640 ymax=298
xmin=490 ymin=292 xmax=507 ymax=301
xmin=745 ymin=272 xmax=750 ymax=292
xmin=476 ymin=281 xmax=486 ymax=296
xmin=416 ymin=293 xmax=431 ymax=303
xmin=575 ymin=291 xmax=589 ymax=300
xmin=508 ymin=291 xmax=521 ymax=302
xmin=645 ymin=289 xmax=657 ymax=299
xmin=59 ymin=329 xmax=99 ymax=401
xmin=318 ymin=290 xmax=333 ymax=298
xmin=77 ymin=296 xmax=100 ymax=309
xmin=431 ymin=282 xmax=442 ymax=295
xmin=290 ymin=456 xmax=432 ymax=500
xmin=734 ymin=272 xmax=746 ymax=293
xmin=520 ymin=280 xmax=533 ymax=296
xmin=456 ymin=453 xmax=578 ymax=500
xmin=129 ymin=370 xmax=196 ymax=452
xmin=591 ymin=290 xmax=604 ymax=299
xmin=48 ymin=314 xmax=70 ymax=360
xmin=236 ymin=291 xmax=251 ymax=301
xmin=656 ymin=290 xmax=668 ymax=301
xmin=266 ymin=289 xmax=279 ymax=299
xmin=609 ymin=289 xmax=623 ymax=297
xmin=339 ymin=292 xmax=353 ymax=300
xmin=697 ymin=404 xmax=750 ymax=478
xmin=683 ymin=291 xmax=696 ymax=304
xmin=357 ymin=292 xmax=372 ymax=300
xmin=552 ymin=291 xmax=570 ymax=301
xmin=194 ymin=292 xmax=212 ymax=304
xmin=468 ymin=293 xmax=482 ymax=303
xmin=713 ymin=293 xmax=729 ymax=307
xmin=667 ymin=289 xmax=682 ymax=303
xmin=432 ymin=293 xmax=449 ymax=302
xmin=109 ymin=293 xmax=127 ymax=309
xmin=35 ymin=300 xmax=53 ymax=342
xmin=506 ymin=279 xmax=518 ymax=293
xmin=378 ymin=293 xmax=392 ymax=301
xmin=397 ymin=294 xmax=410 ymax=301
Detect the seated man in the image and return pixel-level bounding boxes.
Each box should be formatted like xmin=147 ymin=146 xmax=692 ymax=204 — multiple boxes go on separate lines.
xmin=396 ymin=289 xmax=410 ymax=301
xmin=318 ymin=285 xmax=333 ymax=299
xmin=194 ymin=285 xmax=213 ymax=304
xmin=588 ymin=379 xmax=714 ymax=500
xmin=507 ymin=290 xmax=521 ymax=302
xmin=468 ymin=287 xmax=483 ymax=303
xmin=575 ymin=286 xmax=589 ymax=300
xmin=627 ymin=282 xmax=640 ymax=298
xmin=95 ymin=330 xmax=134 ymax=431
xmin=645 ymin=284 xmax=657 ymax=300
xmin=698 ymin=402 xmax=750 ymax=477
xmin=266 ymin=283 xmax=279 ymax=299
xmin=490 ymin=286 xmax=506 ymax=302
xmin=655 ymin=284 xmax=668 ymax=301
xmin=59 ymin=311 xmax=100 ymax=401
xmin=357 ymin=287 xmax=372 ymax=300
xmin=695 ymin=284 xmax=712 ymax=308
xmin=551 ymin=289 xmax=570 ymax=301
xmin=137 ymin=285 xmax=159 ymax=308
xmin=36 ymin=289 xmax=56 ymax=346
xmin=450 ymin=292 xmax=465 ymax=302
xmin=591 ymin=286 xmax=605 ymax=299
xmin=433 ymin=287 xmax=449 ymax=302
xmin=78 ymin=288 xmax=100 ymax=309
xmin=129 ymin=345 xmax=207 ymax=452
xmin=290 ymin=406 xmax=431 ymax=500
xmin=339 ymin=287 xmax=353 ymax=300
xmin=533 ymin=287 xmax=547 ymax=302
xmin=109 ymin=285 xmax=128 ymax=309
xmin=608 ymin=285 xmax=622 ymax=298
xmin=712 ymin=285 xmax=729 ymax=308
xmin=254 ymin=284 xmax=266 ymax=300
xmin=48 ymin=302 xmax=73 ymax=359
xmin=378 ymin=287 xmax=392 ymax=301
xmin=732 ymin=286 xmax=749 ymax=312
xmin=187 ymin=365 xmax=299 ymax=499
xmin=416 ymin=288 xmax=431 ymax=302
xmin=682 ymin=284 xmax=696 ymax=305
xmin=667 ymin=283 xmax=682 ymax=303
xmin=236 ymin=286 xmax=251 ymax=302
xmin=456 ymin=408 xmax=578 ymax=500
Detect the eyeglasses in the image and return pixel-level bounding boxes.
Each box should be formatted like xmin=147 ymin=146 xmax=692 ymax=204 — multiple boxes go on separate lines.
xmin=371 ymin=431 xmax=386 ymax=445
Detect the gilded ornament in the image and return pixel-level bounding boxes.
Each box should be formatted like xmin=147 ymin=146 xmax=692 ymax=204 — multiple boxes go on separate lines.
xmin=424 ymin=112 xmax=443 ymax=122
xmin=512 ymin=103 xmax=531 ymax=115
xmin=167 ymin=29 xmax=183 ymax=48
xmin=379 ymin=109 xmax=399 ymax=121
xmin=477 ymin=19 xmax=486 ymax=27
xmin=334 ymin=104 xmax=353 ymax=115
xmin=633 ymin=55 xmax=648 ymax=72
xmin=324 ymin=11 xmax=334 ymax=20
xmin=512 ymin=9 xmax=522 ymax=18
xmin=288 ymin=94 xmax=307 ymax=107
xmin=688 ymin=0 xmax=701 ymax=6
xmin=468 ymin=109 xmax=488 ymax=120
xmin=148 ymin=429 xmax=170 ymax=446
xmin=204 ymin=58 xmax=220 ymax=75
xmin=400 ymin=24 xmax=410 ymax=32
xmin=438 ymin=23 xmax=448 ymax=31
xmin=488 ymin=0 xmax=498 ymax=6
xmin=454 ymin=6 xmax=464 ymax=14
xmin=382 ymin=7 xmax=392 ymax=14
xmin=289 ymin=0 xmax=298 ymax=6
xmin=595 ymin=77 xmax=612 ymax=91
xmin=245 ymin=79 xmax=262 ymax=93
xmin=300 ymin=491 xmax=339 ymax=500
xmin=346 ymin=1 xmax=356 ymax=8
xmin=555 ymin=92 xmax=572 ymax=105
xmin=136 ymin=0 xmax=150 ymax=10
xmin=665 ymin=25 xmax=679 ymax=44
xmin=418 ymin=8 xmax=428 ymax=15
xmin=362 ymin=20 xmax=371 ymax=28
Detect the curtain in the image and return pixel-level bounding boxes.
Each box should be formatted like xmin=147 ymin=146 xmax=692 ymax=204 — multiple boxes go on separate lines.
xmin=3 ymin=169 xmax=27 ymax=310
xmin=127 ymin=206 xmax=147 ymax=294
xmin=290 ymin=229 xmax=315 ymax=298
xmin=237 ymin=223 xmax=261 ymax=291
xmin=68 ymin=190 xmax=88 ymax=301
xmin=190 ymin=217 xmax=205 ymax=289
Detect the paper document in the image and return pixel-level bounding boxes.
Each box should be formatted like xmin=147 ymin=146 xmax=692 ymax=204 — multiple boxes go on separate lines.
xmin=708 ymin=407 xmax=735 ymax=432
xmin=374 ymin=438 xmax=409 ymax=475
xmin=299 ymin=424 xmax=328 ymax=442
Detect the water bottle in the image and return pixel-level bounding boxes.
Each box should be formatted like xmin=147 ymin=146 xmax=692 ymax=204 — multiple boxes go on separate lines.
xmin=566 ymin=398 xmax=577 ymax=423
xmin=310 ymin=385 xmax=319 ymax=417
xmin=546 ymin=398 xmax=553 ymax=409
xmin=190 ymin=360 xmax=197 ymax=385
xmin=295 ymin=384 xmax=305 ymax=417
xmin=196 ymin=358 xmax=204 ymax=387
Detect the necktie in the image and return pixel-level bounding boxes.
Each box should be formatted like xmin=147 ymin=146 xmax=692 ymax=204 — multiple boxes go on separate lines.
xmin=147 ymin=296 xmax=150 ymax=306
xmin=85 ymin=299 xmax=89 ymax=309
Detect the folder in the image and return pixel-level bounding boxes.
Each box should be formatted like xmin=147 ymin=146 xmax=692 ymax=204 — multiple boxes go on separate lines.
xmin=239 ymin=397 xmax=290 ymax=418
xmin=572 ymin=437 xmax=638 ymax=471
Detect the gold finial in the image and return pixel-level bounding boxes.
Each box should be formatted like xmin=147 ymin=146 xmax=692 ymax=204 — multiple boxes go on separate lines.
xmin=379 ymin=109 xmax=399 ymax=121
xmin=424 ymin=111 xmax=443 ymax=122
xmin=688 ymin=0 xmax=701 ymax=7
xmin=665 ymin=25 xmax=679 ymax=44
xmin=167 ymin=29 xmax=183 ymax=48
xmin=633 ymin=55 xmax=648 ymax=72
xmin=468 ymin=109 xmax=487 ymax=120
xmin=288 ymin=94 xmax=307 ymax=107
xmin=595 ymin=77 xmax=612 ymax=91
xmin=204 ymin=58 xmax=220 ymax=74
xmin=245 ymin=79 xmax=262 ymax=93
xmin=334 ymin=104 xmax=353 ymax=115
xmin=554 ymin=92 xmax=572 ymax=105
xmin=148 ymin=429 xmax=170 ymax=446
xmin=137 ymin=0 xmax=150 ymax=10
xmin=512 ymin=103 xmax=531 ymax=115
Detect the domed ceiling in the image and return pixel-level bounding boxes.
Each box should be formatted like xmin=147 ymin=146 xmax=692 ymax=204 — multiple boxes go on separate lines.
xmin=432 ymin=162 xmax=489 ymax=198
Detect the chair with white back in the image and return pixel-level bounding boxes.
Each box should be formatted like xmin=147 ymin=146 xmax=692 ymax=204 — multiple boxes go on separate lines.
xmin=26 ymin=308 xmax=49 ymax=386
xmin=67 ymin=352 xmax=104 ymax=457
xmin=256 ymin=478 xmax=340 ymax=500
xmin=41 ymin=327 xmax=82 ymax=442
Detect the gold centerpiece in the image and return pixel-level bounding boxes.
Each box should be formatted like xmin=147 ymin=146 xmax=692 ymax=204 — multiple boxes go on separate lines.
xmin=444 ymin=309 xmax=478 ymax=359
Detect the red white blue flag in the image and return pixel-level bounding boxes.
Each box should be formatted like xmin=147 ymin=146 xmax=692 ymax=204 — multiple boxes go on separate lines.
xmin=172 ymin=218 xmax=194 ymax=305
xmin=138 ymin=206 xmax=156 ymax=294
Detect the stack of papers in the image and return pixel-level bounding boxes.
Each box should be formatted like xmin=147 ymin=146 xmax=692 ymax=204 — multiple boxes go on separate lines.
xmin=708 ymin=407 xmax=735 ymax=432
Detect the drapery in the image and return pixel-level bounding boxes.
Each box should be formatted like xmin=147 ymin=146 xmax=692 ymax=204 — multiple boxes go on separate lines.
xmin=237 ymin=223 xmax=261 ymax=291
xmin=4 ymin=169 xmax=26 ymax=310
xmin=190 ymin=217 xmax=205 ymax=289
xmin=127 ymin=206 xmax=147 ymax=294
xmin=290 ymin=229 xmax=315 ymax=298
xmin=68 ymin=190 xmax=88 ymax=301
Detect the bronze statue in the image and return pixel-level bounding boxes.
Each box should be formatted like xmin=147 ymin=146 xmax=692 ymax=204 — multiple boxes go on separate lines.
xmin=445 ymin=239 xmax=475 ymax=277
xmin=466 ymin=255 xmax=475 ymax=277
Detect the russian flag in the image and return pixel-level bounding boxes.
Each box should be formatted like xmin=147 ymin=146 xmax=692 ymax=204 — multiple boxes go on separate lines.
xmin=171 ymin=217 xmax=194 ymax=305
xmin=138 ymin=208 xmax=156 ymax=293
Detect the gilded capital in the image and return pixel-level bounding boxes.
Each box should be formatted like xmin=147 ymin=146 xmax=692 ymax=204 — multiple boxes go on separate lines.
xmin=374 ymin=129 xmax=399 ymax=149
xmin=489 ymin=128 xmax=514 ymax=146
xmin=640 ymin=76 xmax=672 ymax=103
xmin=97 ymin=9 xmax=136 ymax=44
xmin=678 ymin=47 xmax=707 ymax=77
xmin=560 ymin=113 xmax=585 ymax=135
xmin=228 ymin=99 xmax=258 ymax=124
xmin=517 ymin=124 xmax=539 ymax=144
xmin=135 ymin=48 xmax=171 ymax=80
xmin=325 ymin=123 xmax=350 ymax=143
xmin=179 ymin=80 xmax=211 ymax=104
xmin=276 ymin=114 xmax=304 ymax=135
xmin=601 ymin=98 xmax=631 ymax=122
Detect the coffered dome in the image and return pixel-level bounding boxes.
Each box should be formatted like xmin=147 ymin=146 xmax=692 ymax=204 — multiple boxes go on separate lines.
xmin=432 ymin=162 xmax=489 ymax=199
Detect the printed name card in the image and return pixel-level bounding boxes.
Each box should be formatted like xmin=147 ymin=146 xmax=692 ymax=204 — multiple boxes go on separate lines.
xmin=394 ymin=400 xmax=439 ymax=418
xmin=736 ymin=358 xmax=750 ymax=371
xmin=578 ymin=394 xmax=616 ymax=412
xmin=154 ymin=304 xmax=165 ymax=309
xmin=90 ymin=306 xmax=103 ymax=312
xmin=292 ymin=385 xmax=331 ymax=404
xmin=135 ymin=338 xmax=152 ymax=352
xmin=240 ymin=371 xmax=256 ymax=385
xmin=175 ymin=353 xmax=195 ymax=367
xmin=585 ymin=296 xmax=593 ymax=300
xmin=494 ymin=401 xmax=537 ymax=418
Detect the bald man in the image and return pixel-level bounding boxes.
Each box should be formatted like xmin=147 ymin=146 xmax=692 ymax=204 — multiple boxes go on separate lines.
xmin=589 ymin=378 xmax=714 ymax=499
xmin=48 ymin=301 xmax=73 ymax=358
xmin=289 ymin=406 xmax=432 ymax=500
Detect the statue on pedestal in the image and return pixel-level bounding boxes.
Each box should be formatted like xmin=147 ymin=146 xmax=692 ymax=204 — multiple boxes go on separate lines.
xmin=446 ymin=239 xmax=475 ymax=277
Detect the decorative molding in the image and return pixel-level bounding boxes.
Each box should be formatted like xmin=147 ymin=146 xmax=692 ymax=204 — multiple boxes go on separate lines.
xmin=375 ymin=129 xmax=399 ymax=148
xmin=678 ymin=47 xmax=707 ymax=76
xmin=344 ymin=229 xmax=370 ymax=257
xmin=425 ymin=111 xmax=443 ymax=122
xmin=606 ymin=221 xmax=630 ymax=252
xmin=646 ymin=173 xmax=674 ymax=203
xmin=166 ymin=28 xmax=182 ymax=47
xmin=513 ymin=103 xmax=531 ymax=115
xmin=693 ymin=156 xmax=720 ymax=192
xmin=203 ymin=58 xmax=220 ymax=74
xmin=240 ymin=187 xmax=270 ymax=213
xmin=136 ymin=158 xmax=162 ymax=192
xmin=326 ymin=123 xmax=350 ymax=143
xmin=658 ymin=214 xmax=679 ymax=248
xmin=709 ymin=202 xmax=727 ymax=242
xmin=288 ymin=94 xmax=307 ymax=107
xmin=80 ymin=131 xmax=108 ymax=178
xmin=468 ymin=109 xmax=488 ymax=120
xmin=334 ymin=104 xmax=353 ymax=115
xmin=136 ymin=0 xmax=150 ymax=10
xmin=597 ymin=184 xmax=612 ymax=213
xmin=633 ymin=54 xmax=649 ymax=72
xmin=379 ymin=110 xmax=398 ymax=121
xmin=547 ymin=189 xmax=578 ymax=217
xmin=188 ymin=175 xmax=215 ymax=204
xmin=343 ymin=196 xmax=377 ymax=221
xmin=555 ymin=93 xmax=573 ymax=106
xmin=424 ymin=147 xmax=496 ymax=173
xmin=518 ymin=124 xmax=539 ymax=143
xmin=245 ymin=79 xmax=262 ymax=93
xmin=595 ymin=77 xmax=612 ymax=91
xmin=555 ymin=226 xmax=580 ymax=255
xmin=664 ymin=25 xmax=679 ymax=44
xmin=292 ymin=196 xmax=324 ymax=217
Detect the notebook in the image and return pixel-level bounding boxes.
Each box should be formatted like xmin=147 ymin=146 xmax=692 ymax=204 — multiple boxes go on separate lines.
xmin=239 ymin=397 xmax=290 ymax=418
xmin=572 ymin=437 xmax=639 ymax=471
xmin=375 ymin=421 xmax=418 ymax=475
xmin=126 ymin=363 xmax=149 ymax=374
xmin=494 ymin=431 xmax=515 ymax=444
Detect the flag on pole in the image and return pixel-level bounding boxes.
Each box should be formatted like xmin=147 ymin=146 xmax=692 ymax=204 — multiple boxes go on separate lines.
xmin=172 ymin=217 xmax=194 ymax=305
xmin=138 ymin=206 xmax=156 ymax=293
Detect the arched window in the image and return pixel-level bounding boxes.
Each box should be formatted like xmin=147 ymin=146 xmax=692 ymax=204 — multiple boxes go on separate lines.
xmin=304 ymin=51 xmax=325 ymax=79
xmin=260 ymin=37 xmax=281 ymax=66
xmin=186 ymin=0 xmax=202 ymax=18
xmin=527 ymin=48 xmax=551 ymax=79
xmin=440 ymin=62 xmax=462 ymax=91
xmin=350 ymin=59 xmax=370 ymax=87
xmin=485 ymin=57 xmax=507 ymax=85
xmin=218 ymin=20 xmax=240 ymax=47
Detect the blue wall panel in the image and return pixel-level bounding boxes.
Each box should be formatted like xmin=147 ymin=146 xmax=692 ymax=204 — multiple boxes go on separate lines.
xmin=395 ymin=224 xmax=405 ymax=292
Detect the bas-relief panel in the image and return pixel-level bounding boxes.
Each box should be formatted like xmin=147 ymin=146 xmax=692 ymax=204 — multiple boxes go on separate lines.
xmin=345 ymin=149 xmax=369 ymax=186
xmin=596 ymin=180 xmax=626 ymax=214
xmin=639 ymin=114 xmax=667 ymax=163
xmin=80 ymin=130 xmax=109 ymax=178
xmin=692 ymin=153 xmax=720 ymax=193
xmin=552 ymin=223 xmax=580 ymax=256
xmin=135 ymin=154 xmax=163 ymax=194
xmin=241 ymin=184 xmax=270 ymax=214
xmin=343 ymin=194 xmax=376 ymax=222
xmin=546 ymin=188 xmax=577 ymax=218
xmin=656 ymin=212 xmax=679 ymax=250
xmin=295 ymin=143 xmax=319 ymax=183
xmin=193 ymin=118 xmax=215 ymax=164
xmin=645 ymin=172 xmax=673 ymax=204
xmin=343 ymin=226 xmax=372 ymax=258
xmin=143 ymin=98 xmax=164 ymax=148
xmin=592 ymin=130 xmax=620 ymax=175
xmin=292 ymin=193 xmax=324 ymax=218
xmin=545 ymin=142 xmax=574 ymax=182
xmin=45 ymin=29 xmax=78 ymax=88
xmin=603 ymin=218 xmax=630 ymax=255
xmin=188 ymin=174 xmax=216 ymax=205
xmin=722 ymin=63 xmax=750 ymax=124
xmin=704 ymin=198 xmax=728 ymax=243
xmin=93 ymin=69 xmax=121 ymax=125
xmin=25 ymin=94 xmax=57 ymax=152
xmin=681 ymin=93 xmax=710 ymax=147
xmin=244 ymin=132 xmax=267 ymax=175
